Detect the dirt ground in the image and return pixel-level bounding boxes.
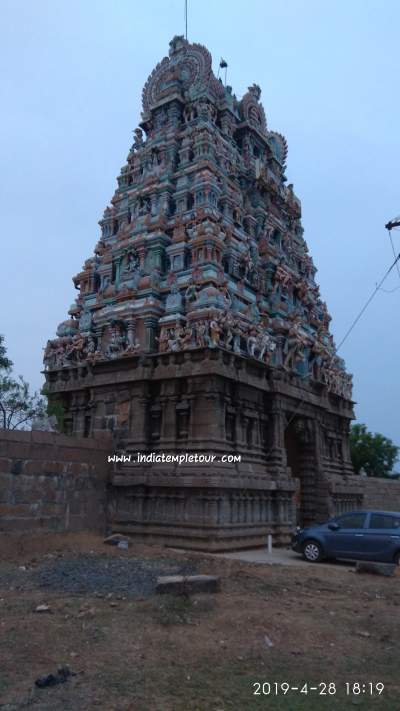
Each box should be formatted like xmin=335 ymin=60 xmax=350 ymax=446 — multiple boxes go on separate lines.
xmin=0 ymin=532 xmax=399 ymax=711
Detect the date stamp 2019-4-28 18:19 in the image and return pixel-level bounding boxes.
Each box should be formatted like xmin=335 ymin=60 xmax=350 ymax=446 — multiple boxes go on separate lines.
xmin=252 ymin=681 xmax=385 ymax=697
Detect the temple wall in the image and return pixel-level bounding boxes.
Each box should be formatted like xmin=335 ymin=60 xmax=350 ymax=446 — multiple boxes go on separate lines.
xmin=361 ymin=476 xmax=400 ymax=512
xmin=109 ymin=482 xmax=297 ymax=550
xmin=323 ymin=472 xmax=400 ymax=518
xmin=0 ymin=429 xmax=111 ymax=535
xmin=2 ymin=425 xmax=398 ymax=546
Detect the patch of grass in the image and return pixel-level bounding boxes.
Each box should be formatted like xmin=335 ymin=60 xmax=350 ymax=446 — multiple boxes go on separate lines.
xmin=152 ymin=594 xmax=196 ymax=625
xmin=149 ymin=593 xmax=217 ymax=626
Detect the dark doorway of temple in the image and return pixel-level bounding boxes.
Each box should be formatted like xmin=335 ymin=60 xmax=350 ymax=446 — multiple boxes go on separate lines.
xmin=285 ymin=423 xmax=303 ymax=526
xmin=285 ymin=419 xmax=317 ymax=528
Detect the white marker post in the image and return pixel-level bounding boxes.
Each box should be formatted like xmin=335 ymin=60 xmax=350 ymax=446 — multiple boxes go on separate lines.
xmin=267 ymin=533 xmax=272 ymax=554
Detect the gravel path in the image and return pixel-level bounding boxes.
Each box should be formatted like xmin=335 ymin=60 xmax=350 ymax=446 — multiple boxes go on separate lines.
xmin=0 ymin=554 xmax=197 ymax=598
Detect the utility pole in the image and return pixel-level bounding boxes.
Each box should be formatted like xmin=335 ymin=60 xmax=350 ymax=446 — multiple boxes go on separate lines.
xmin=385 ymin=216 xmax=400 ymax=230
xmin=385 ymin=215 xmax=400 ymax=280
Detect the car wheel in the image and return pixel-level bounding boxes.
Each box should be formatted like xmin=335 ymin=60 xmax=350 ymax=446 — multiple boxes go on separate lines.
xmin=394 ymin=551 xmax=400 ymax=566
xmin=302 ymin=540 xmax=323 ymax=563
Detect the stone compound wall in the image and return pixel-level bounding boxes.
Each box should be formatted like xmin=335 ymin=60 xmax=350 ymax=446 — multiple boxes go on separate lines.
xmin=362 ymin=476 xmax=400 ymax=512
xmin=0 ymin=430 xmax=111 ymax=535
xmin=2 ymin=426 xmax=400 ymax=543
xmin=324 ymin=473 xmax=400 ymax=518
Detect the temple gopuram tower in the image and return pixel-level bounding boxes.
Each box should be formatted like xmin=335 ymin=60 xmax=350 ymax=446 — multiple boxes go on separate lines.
xmin=44 ymin=37 xmax=357 ymax=549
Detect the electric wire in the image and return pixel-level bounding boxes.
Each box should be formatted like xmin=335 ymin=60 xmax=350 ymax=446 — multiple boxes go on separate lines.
xmin=389 ymin=230 xmax=400 ymax=280
xmin=335 ymin=251 xmax=400 ymax=353
xmin=379 ymin=229 xmax=400 ymax=294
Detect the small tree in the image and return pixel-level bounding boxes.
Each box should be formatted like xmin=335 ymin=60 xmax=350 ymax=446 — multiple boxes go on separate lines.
xmin=42 ymin=386 xmax=66 ymax=432
xmin=0 ymin=334 xmax=12 ymax=371
xmin=350 ymin=423 xmax=399 ymax=478
xmin=0 ymin=335 xmax=46 ymax=430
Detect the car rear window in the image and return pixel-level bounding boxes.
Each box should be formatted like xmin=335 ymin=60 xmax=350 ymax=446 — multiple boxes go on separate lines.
xmin=336 ymin=513 xmax=366 ymax=529
xmin=369 ymin=514 xmax=400 ymax=529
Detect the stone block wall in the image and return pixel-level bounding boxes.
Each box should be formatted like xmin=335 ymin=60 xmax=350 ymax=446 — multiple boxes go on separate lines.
xmin=324 ymin=472 xmax=400 ymax=518
xmin=361 ymin=476 xmax=400 ymax=512
xmin=0 ymin=429 xmax=111 ymax=535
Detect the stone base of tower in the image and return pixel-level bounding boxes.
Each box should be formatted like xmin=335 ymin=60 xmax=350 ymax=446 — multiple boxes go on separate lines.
xmin=108 ymin=480 xmax=297 ymax=551
xmin=107 ymin=522 xmax=291 ymax=552
xmin=45 ymin=348 xmax=356 ymax=549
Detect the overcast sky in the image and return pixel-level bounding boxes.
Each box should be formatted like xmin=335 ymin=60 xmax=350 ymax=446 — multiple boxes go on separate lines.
xmin=1 ymin=0 xmax=399 ymax=445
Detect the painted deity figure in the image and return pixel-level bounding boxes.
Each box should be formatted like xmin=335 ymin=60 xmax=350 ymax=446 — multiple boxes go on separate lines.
xmin=125 ymin=251 xmax=140 ymax=273
xmin=232 ymin=320 xmax=243 ymax=354
xmin=208 ymin=318 xmax=222 ymax=348
xmin=65 ymin=333 xmax=86 ymax=363
xmin=309 ymin=329 xmax=331 ymax=380
xmin=185 ymin=283 xmax=198 ymax=305
xmin=247 ymin=329 xmax=258 ymax=358
xmin=124 ymin=339 xmax=141 ymax=355
xmin=86 ymin=336 xmax=100 ymax=364
xmin=257 ymin=331 xmax=276 ymax=363
xmin=180 ymin=325 xmax=193 ymax=349
xmin=224 ymin=324 xmax=234 ymax=350
xmin=43 ymin=340 xmax=54 ymax=369
xmin=158 ymin=327 xmax=169 ymax=353
xmin=195 ymin=320 xmax=208 ymax=347
xmin=106 ymin=325 xmax=125 ymax=358
xmin=133 ymin=127 xmax=143 ymax=149
xmin=273 ymin=264 xmax=293 ymax=294
xmin=283 ymin=317 xmax=309 ymax=371
xmin=167 ymin=327 xmax=181 ymax=352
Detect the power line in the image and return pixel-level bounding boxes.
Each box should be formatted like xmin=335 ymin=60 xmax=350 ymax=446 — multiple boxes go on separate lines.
xmin=388 ymin=229 xmax=400 ymax=282
xmin=335 ymin=251 xmax=400 ymax=353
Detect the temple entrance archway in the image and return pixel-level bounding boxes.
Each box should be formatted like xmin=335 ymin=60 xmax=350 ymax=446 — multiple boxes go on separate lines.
xmin=284 ymin=417 xmax=318 ymax=527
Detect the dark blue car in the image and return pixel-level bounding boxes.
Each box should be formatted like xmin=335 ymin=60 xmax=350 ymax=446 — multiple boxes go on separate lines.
xmin=292 ymin=510 xmax=400 ymax=564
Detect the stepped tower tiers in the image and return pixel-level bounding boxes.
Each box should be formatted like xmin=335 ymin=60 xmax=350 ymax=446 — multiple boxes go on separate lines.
xmin=44 ymin=36 xmax=357 ymax=550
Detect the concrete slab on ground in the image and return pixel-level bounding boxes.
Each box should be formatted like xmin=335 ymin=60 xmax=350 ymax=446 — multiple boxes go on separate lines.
xmin=168 ymin=546 xmax=357 ymax=570
xmin=214 ymin=548 xmax=310 ymax=566
xmin=213 ymin=547 xmax=356 ymax=570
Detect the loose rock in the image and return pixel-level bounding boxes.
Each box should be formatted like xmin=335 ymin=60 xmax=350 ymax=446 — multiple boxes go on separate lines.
xmin=103 ymin=534 xmax=129 ymax=546
xmin=156 ymin=575 xmax=220 ymax=595
xmin=355 ymin=561 xmax=396 ymax=577
xmin=35 ymin=666 xmax=76 ymax=688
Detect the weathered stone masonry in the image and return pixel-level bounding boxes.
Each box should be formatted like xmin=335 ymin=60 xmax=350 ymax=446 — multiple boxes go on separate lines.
xmin=0 ymin=430 xmax=109 ymax=535
xmin=2 ymin=429 xmax=400 ymax=544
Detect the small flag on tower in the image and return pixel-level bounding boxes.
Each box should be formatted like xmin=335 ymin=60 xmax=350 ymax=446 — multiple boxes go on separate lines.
xmin=219 ymin=58 xmax=228 ymax=69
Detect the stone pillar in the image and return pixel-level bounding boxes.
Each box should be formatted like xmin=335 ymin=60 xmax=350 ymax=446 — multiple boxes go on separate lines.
xmin=150 ymin=192 xmax=158 ymax=216
xmin=143 ymin=317 xmax=158 ymax=352
xmin=94 ymin=325 xmax=103 ymax=353
xmin=73 ymin=406 xmax=85 ymax=437
xmin=276 ymin=493 xmax=285 ymax=524
xmin=128 ymin=385 xmax=149 ymax=447
xmin=266 ymin=493 xmax=273 ymax=522
xmin=133 ymin=491 xmax=145 ymax=521
xmin=205 ymin=394 xmax=225 ymax=440
xmin=268 ymin=407 xmax=287 ymax=470
xmin=237 ymin=411 xmax=247 ymax=448
xmin=126 ymin=318 xmax=137 ymax=347
xmin=231 ymin=494 xmax=239 ymax=523
xmin=160 ymin=396 xmax=178 ymax=441
xmin=207 ymin=495 xmax=219 ymax=525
